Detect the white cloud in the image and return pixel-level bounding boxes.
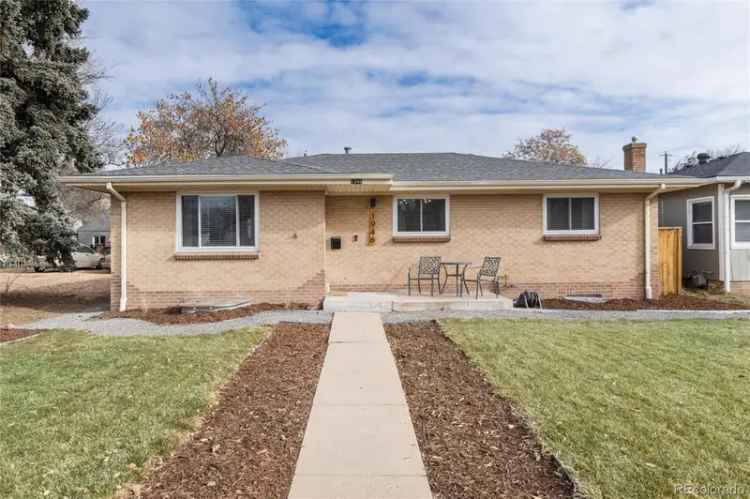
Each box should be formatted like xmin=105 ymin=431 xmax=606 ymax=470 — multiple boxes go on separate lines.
xmin=82 ymin=0 xmax=750 ymax=172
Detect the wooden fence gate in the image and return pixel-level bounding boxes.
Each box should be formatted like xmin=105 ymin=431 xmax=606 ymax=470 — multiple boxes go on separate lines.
xmin=659 ymin=227 xmax=682 ymax=296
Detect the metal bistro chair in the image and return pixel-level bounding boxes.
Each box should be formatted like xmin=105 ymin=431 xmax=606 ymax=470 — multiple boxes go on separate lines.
xmin=463 ymin=257 xmax=502 ymax=299
xmin=407 ymin=256 xmax=442 ymax=296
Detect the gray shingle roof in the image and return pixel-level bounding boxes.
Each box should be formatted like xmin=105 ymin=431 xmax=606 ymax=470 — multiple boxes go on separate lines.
xmin=668 ymin=152 xmax=750 ymax=178
xmin=88 ymin=155 xmax=324 ymax=177
xmin=78 ymin=152 xmax=666 ymax=182
xmin=286 ymin=153 xmax=662 ymax=181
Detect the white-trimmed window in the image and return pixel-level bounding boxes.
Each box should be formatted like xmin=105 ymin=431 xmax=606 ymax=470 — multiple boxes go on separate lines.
xmin=731 ymin=195 xmax=750 ymax=249
xmin=393 ymin=196 xmax=449 ymax=236
xmin=177 ymin=193 xmax=258 ymax=251
xmin=686 ymin=196 xmax=714 ymax=250
xmin=543 ymin=194 xmax=599 ymax=235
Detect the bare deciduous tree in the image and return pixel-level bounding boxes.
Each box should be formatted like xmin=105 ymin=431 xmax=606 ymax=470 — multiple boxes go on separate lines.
xmin=125 ymin=78 xmax=287 ymax=166
xmin=58 ymin=60 xmax=126 ymax=225
xmin=504 ymin=128 xmax=589 ymax=166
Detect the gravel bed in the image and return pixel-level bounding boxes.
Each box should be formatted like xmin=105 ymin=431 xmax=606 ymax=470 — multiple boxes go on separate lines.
xmin=25 ymin=310 xmax=333 ymax=336
xmin=383 ymin=308 xmax=750 ymax=323
xmin=21 ymin=307 xmax=750 ymax=337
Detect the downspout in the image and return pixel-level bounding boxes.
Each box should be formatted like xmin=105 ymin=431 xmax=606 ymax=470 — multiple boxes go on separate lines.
xmin=723 ymin=180 xmax=744 ymax=293
xmin=106 ymin=183 xmax=127 ymax=311
xmin=645 ymin=183 xmax=666 ymax=300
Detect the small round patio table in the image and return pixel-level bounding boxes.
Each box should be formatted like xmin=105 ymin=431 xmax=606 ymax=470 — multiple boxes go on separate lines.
xmin=440 ymin=261 xmax=473 ymax=297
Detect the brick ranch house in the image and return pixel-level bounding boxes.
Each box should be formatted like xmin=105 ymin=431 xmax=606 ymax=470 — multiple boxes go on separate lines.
xmin=60 ymin=139 xmax=704 ymax=312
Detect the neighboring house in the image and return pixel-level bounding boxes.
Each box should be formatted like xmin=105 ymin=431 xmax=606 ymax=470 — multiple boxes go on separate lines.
xmin=77 ymin=215 xmax=110 ymax=250
xmin=659 ymin=152 xmax=750 ymax=294
xmin=60 ymin=139 xmax=704 ymax=312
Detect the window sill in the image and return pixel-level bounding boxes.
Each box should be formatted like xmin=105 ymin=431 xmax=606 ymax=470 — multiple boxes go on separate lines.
xmin=543 ymin=234 xmax=601 ymax=242
xmin=174 ymin=251 xmax=259 ymax=261
xmin=392 ymin=235 xmax=451 ymax=243
xmin=686 ymin=245 xmax=715 ymax=251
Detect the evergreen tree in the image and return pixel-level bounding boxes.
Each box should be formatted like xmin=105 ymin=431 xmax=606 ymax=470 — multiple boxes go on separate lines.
xmin=0 ymin=0 xmax=101 ymax=264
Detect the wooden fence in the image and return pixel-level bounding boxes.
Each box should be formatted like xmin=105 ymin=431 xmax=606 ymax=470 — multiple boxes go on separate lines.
xmin=659 ymin=227 xmax=683 ymax=296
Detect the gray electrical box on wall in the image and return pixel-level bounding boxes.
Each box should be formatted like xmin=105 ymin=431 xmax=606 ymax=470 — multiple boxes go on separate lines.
xmin=330 ymin=237 xmax=342 ymax=250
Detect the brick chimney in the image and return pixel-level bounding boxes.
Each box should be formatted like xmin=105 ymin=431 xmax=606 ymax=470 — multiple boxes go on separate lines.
xmin=623 ymin=137 xmax=647 ymax=173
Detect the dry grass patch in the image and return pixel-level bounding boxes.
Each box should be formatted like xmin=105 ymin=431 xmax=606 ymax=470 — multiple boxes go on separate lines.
xmin=0 ymin=270 xmax=109 ymax=325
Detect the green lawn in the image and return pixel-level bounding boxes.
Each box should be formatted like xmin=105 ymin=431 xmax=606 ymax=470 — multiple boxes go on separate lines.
xmin=443 ymin=319 xmax=750 ymax=499
xmin=0 ymin=328 xmax=265 ymax=499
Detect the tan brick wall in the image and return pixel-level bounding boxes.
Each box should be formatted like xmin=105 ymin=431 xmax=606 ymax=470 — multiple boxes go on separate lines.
xmin=110 ymin=191 xmax=326 ymax=311
xmin=325 ymin=193 xmax=660 ymax=299
xmin=731 ymin=281 xmax=750 ymax=296
xmin=111 ymin=190 xmax=661 ymax=310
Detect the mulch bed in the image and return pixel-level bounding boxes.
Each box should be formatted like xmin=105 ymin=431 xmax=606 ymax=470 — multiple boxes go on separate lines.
xmin=544 ymin=294 xmax=749 ymax=311
xmin=0 ymin=328 xmax=43 ymax=343
xmin=99 ymin=303 xmax=311 ymax=325
xmin=135 ymin=322 xmax=329 ymax=499
xmin=386 ymin=321 xmax=574 ymax=499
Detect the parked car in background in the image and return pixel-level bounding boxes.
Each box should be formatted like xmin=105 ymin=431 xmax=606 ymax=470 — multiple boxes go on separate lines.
xmin=97 ymin=247 xmax=111 ymax=270
xmin=34 ymin=243 xmax=102 ymax=272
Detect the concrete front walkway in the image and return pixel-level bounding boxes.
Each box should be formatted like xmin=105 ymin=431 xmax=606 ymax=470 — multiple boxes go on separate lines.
xmin=288 ymin=312 xmax=432 ymax=499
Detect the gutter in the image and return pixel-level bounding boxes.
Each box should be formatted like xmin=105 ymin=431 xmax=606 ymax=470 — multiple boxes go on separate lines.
xmin=106 ymin=183 xmax=127 ymax=312
xmin=723 ymin=180 xmax=744 ymax=292
xmin=645 ymin=183 xmax=666 ymax=300
xmin=392 ymin=178 xmax=707 ymax=187
xmin=60 ymin=176 xmax=707 ymax=194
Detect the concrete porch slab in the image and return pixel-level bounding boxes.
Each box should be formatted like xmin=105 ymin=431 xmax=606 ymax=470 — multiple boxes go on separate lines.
xmin=323 ymin=291 xmax=513 ymax=313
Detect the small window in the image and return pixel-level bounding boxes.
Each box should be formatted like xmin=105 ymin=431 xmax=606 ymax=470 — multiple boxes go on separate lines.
xmin=544 ymin=195 xmax=598 ymax=234
xmin=393 ymin=197 xmax=449 ymax=236
xmin=732 ymin=197 xmax=750 ymax=249
xmin=687 ymin=197 xmax=714 ymax=250
xmin=178 ymin=194 xmax=257 ymax=250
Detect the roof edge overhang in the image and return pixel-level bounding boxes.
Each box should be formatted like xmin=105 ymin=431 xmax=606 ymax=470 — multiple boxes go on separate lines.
xmin=59 ymin=173 xmax=395 ymax=192
xmin=59 ymin=173 xmax=393 ymax=184
xmin=712 ymin=175 xmax=750 ymax=182
xmin=59 ymin=173 xmax=709 ymax=194
xmin=389 ymin=178 xmax=708 ymax=192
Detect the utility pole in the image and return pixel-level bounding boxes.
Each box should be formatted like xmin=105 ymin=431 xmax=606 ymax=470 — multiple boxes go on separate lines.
xmin=661 ymin=151 xmax=672 ymax=173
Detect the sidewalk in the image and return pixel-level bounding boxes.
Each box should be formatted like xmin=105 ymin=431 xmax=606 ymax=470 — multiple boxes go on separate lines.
xmin=288 ymin=312 xmax=432 ymax=499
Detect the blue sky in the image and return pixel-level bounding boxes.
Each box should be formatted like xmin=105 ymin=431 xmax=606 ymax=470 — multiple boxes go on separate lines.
xmin=82 ymin=0 xmax=750 ymax=171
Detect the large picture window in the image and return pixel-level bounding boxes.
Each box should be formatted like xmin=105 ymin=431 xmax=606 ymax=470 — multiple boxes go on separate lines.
xmin=731 ymin=196 xmax=750 ymax=249
xmin=178 ymin=194 xmax=258 ymax=250
xmin=393 ymin=197 xmax=449 ymax=236
xmin=543 ymin=194 xmax=598 ymax=234
xmin=687 ymin=197 xmax=714 ymax=250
